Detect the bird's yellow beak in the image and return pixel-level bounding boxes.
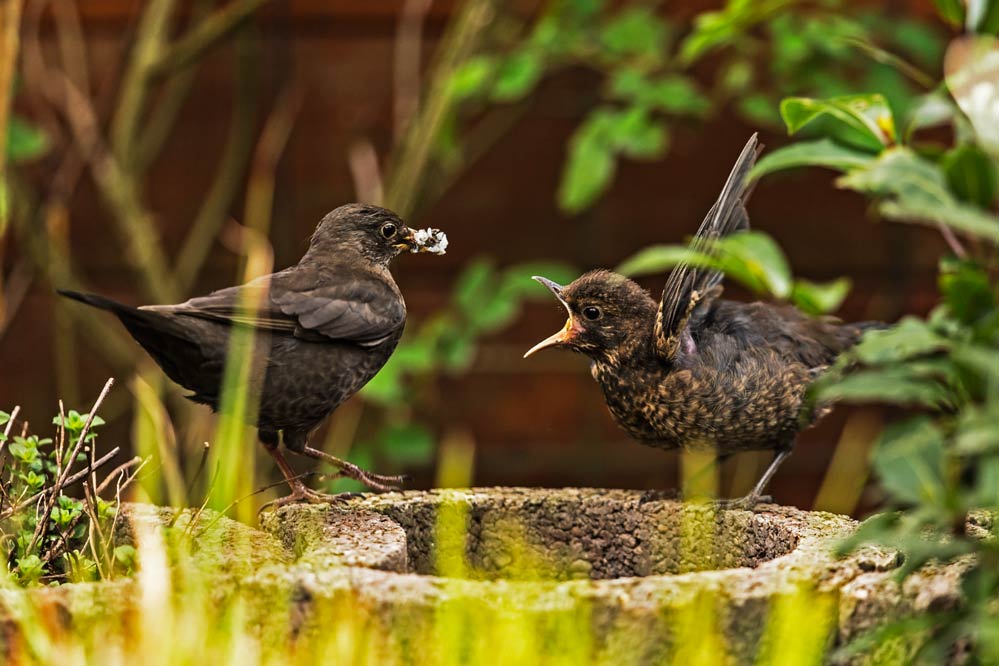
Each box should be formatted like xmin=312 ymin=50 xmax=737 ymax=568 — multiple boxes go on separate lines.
xmin=524 ymin=276 xmax=578 ymax=358
xmin=393 ymin=227 xmax=417 ymax=251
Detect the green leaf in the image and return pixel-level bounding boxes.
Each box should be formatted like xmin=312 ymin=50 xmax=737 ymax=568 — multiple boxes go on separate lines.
xmin=939 ymin=258 xmax=996 ymax=324
xmin=952 ymin=344 xmax=999 ymax=382
xmin=599 ymin=7 xmax=666 ymax=58
xmin=789 ymin=277 xmax=851 ymax=315
xmin=0 ymin=410 xmax=9 ymax=426
xmin=491 ymin=51 xmax=542 ymax=102
xmin=615 ymin=245 xmax=713 ymax=277
xmin=953 ymin=406 xmax=999 ymax=455
xmin=678 ymin=0 xmax=785 ymax=65
xmin=380 ymin=423 xmax=435 ymax=466
xmin=16 ymin=554 xmax=45 ymax=584
xmin=715 ymin=231 xmax=792 ymax=298
xmin=737 ymin=94 xmax=781 ymax=127
xmin=812 ymin=366 xmax=953 ymax=408
xmin=616 ymin=232 xmax=792 ymax=299
xmin=941 ymin=144 xmax=998 ymax=209
xmin=454 ymin=259 xmax=496 ymax=316
xmin=448 ymin=56 xmax=496 ymax=101
xmin=852 ymin=317 xmax=950 ymax=364
xmin=608 ymin=71 xmax=710 ymax=116
xmin=7 ymin=116 xmax=49 ymax=163
xmin=750 ymin=139 xmax=875 ymax=179
xmin=836 ymin=147 xmax=999 ymax=245
xmin=780 ymin=94 xmax=896 ymax=151
xmin=933 ymin=0 xmax=965 ymax=27
xmin=558 ymin=113 xmax=616 ymax=214
xmin=872 ymin=416 xmax=946 ymax=507
xmin=977 ymin=0 xmax=999 ymax=35
xmin=607 ymin=107 xmax=667 ymax=159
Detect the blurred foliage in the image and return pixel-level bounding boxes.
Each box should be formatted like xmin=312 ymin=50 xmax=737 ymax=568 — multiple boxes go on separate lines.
xmin=443 ymin=0 xmax=941 ymax=214
xmin=751 ymin=7 xmax=999 ymax=662
xmin=355 ymin=0 xmax=948 ymax=483
xmin=338 ymin=259 xmax=575 ymax=491
xmin=616 ymin=229 xmax=851 ymax=315
xmin=6 ymin=115 xmax=48 ymax=163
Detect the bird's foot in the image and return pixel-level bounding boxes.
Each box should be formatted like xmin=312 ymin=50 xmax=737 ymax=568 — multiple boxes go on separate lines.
xmin=301 ymin=446 xmax=407 ymax=492
xmin=333 ymin=461 xmax=408 ymax=492
xmin=714 ymin=494 xmax=772 ymax=511
xmin=258 ymin=484 xmax=361 ymax=514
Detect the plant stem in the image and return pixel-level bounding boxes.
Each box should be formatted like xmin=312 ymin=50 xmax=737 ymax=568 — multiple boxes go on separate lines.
xmin=384 ymin=0 xmax=498 ymax=219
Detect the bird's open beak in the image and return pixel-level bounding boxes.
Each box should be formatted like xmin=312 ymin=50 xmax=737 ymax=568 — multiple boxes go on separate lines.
xmin=524 ymin=276 xmax=578 ymax=358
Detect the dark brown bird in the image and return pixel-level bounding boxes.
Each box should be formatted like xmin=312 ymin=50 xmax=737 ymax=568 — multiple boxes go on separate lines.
xmin=60 ymin=204 xmax=446 ymax=507
xmin=525 ymin=135 xmax=878 ymax=508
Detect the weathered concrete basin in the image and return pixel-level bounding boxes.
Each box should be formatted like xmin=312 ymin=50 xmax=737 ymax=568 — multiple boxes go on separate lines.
xmin=1 ymin=489 xmax=978 ymax=664
xmin=252 ymin=488 xmax=900 ymax=664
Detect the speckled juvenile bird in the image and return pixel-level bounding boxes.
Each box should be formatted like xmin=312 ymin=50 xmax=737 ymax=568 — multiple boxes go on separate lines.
xmin=524 ymin=135 xmax=879 ymax=508
xmin=60 ymin=204 xmax=447 ymax=507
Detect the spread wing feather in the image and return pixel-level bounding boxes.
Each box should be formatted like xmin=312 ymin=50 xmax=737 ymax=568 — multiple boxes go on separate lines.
xmin=654 ymin=134 xmax=761 ymax=362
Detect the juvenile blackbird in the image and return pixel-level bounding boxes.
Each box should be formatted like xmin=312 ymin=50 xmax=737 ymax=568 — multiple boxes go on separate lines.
xmin=60 ymin=204 xmax=446 ymax=507
xmin=524 ymin=135 xmax=879 ymax=508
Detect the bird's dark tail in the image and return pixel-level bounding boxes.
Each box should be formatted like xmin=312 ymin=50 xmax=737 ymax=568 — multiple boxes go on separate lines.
xmin=57 ymin=289 xmax=187 ymax=338
xmin=58 ymin=289 xmax=135 ymax=315
xmin=57 ymin=289 xmax=217 ymax=403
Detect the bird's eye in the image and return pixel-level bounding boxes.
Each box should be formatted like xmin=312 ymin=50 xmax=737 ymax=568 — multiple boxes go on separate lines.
xmin=380 ymin=222 xmax=398 ymax=239
xmin=582 ymin=306 xmax=603 ymax=321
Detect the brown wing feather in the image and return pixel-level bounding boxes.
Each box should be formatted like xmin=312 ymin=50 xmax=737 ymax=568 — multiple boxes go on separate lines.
xmin=153 ymin=269 xmax=405 ymax=346
xmin=654 ymin=134 xmax=761 ymax=362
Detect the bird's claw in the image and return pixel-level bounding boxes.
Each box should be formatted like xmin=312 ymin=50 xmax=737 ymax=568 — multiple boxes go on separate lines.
xmin=335 ymin=465 xmax=407 ymax=492
xmin=714 ymin=494 xmax=772 ymax=511
xmin=325 ymin=459 xmax=406 ymax=492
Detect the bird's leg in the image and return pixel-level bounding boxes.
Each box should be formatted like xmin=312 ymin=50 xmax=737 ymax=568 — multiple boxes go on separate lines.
xmin=280 ymin=429 xmax=407 ymax=493
xmin=257 ymin=433 xmax=357 ymax=512
xmin=716 ymin=448 xmax=791 ymax=510
xmin=299 ymin=445 xmax=407 ymax=492
xmin=640 ymin=453 xmax=730 ymax=505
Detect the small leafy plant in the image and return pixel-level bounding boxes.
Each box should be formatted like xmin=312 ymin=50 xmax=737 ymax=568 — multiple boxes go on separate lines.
xmin=1 ymin=380 xmax=143 ymax=586
xmin=752 ymin=5 xmax=999 ymax=661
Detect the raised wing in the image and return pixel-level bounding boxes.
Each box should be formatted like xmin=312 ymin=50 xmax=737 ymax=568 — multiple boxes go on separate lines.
xmin=654 ymin=134 xmax=761 ymax=362
xmin=153 ymin=269 xmax=405 ymax=346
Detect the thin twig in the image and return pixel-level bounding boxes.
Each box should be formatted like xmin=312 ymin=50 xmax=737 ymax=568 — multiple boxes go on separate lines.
xmin=55 ymin=400 xmax=67 ymax=483
xmin=385 ymin=0 xmax=498 ymax=218
xmin=937 ymin=223 xmax=968 ymax=259
xmin=96 ymin=456 xmax=145 ymax=495
xmin=0 ymin=259 xmax=34 ymax=339
xmin=175 ymin=29 xmax=261 ymax=291
xmin=393 ymin=0 xmax=433 ymax=143
xmin=110 ymin=0 xmax=177 ymax=170
xmin=24 ymin=378 xmax=114 ymax=556
xmin=188 ymin=441 xmax=212 ymax=497
xmin=0 ymin=0 xmax=24 ymax=208
xmin=843 ymin=36 xmax=936 ymax=90
xmin=0 ymin=405 xmax=19 ymax=458
xmin=147 ymin=0 xmax=270 ymax=78
xmin=131 ymin=0 xmax=216 ymax=174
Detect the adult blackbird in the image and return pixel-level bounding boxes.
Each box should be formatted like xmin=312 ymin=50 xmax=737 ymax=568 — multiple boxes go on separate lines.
xmin=524 ymin=135 xmax=879 ymax=508
xmin=60 ymin=204 xmax=446 ymax=507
